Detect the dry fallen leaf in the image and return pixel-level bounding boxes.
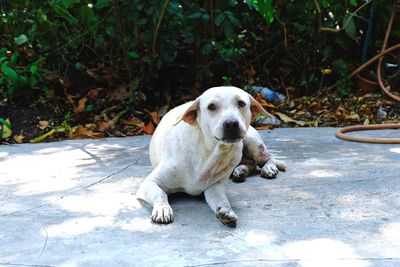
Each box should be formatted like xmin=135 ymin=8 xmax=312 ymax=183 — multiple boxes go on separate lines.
xmin=69 ymin=125 xmax=105 ymax=139
xmin=84 ymin=123 xmax=97 ymax=129
xmin=255 ymin=94 xmax=278 ymax=109
xmin=274 ymin=112 xmax=306 ymax=126
xmin=108 ymin=86 xmax=130 ymax=101
xmin=14 ymin=135 xmax=25 ymax=143
xmin=122 ymin=117 xmax=144 ymax=128
xmin=344 ymin=113 xmax=360 ymax=121
xmin=142 ymin=121 xmax=156 ymax=134
xmin=88 ymin=88 xmax=100 ymax=98
xmin=150 ymin=111 xmax=161 ymax=125
xmin=126 ymin=127 xmax=143 ymax=136
xmin=74 ymin=97 xmax=88 ymax=113
xmin=38 ymin=120 xmax=49 ymax=130
xmin=113 ymin=130 xmax=126 ymax=137
xmin=255 ymin=125 xmax=273 ymax=130
xmin=97 ymin=121 xmax=112 ymax=132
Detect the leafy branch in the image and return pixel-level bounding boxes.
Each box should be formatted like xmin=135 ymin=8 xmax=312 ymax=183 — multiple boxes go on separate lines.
xmin=312 ymin=0 xmax=371 ymax=34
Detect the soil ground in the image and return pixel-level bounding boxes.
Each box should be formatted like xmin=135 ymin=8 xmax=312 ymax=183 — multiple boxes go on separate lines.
xmin=1 ymin=87 xmax=400 ymax=144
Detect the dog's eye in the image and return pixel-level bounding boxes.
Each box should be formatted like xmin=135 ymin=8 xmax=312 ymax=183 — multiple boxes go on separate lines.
xmin=208 ymin=103 xmax=217 ymax=111
xmin=238 ymin=100 xmax=246 ymax=108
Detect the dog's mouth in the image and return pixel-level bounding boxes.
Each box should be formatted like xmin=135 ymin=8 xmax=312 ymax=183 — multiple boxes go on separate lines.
xmin=215 ymin=135 xmax=243 ymax=144
xmin=214 ymin=124 xmax=245 ymax=144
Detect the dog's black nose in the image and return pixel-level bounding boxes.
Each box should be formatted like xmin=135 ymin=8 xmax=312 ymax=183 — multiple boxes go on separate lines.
xmin=223 ymin=119 xmax=239 ymax=129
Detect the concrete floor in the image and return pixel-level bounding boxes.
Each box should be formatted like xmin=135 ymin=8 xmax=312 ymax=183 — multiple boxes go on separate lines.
xmin=0 ymin=128 xmax=400 ymax=267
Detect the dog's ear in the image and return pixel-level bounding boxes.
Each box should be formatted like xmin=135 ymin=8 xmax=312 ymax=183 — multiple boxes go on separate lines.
xmin=174 ymin=99 xmax=200 ymax=126
xmin=249 ymin=94 xmax=273 ymax=121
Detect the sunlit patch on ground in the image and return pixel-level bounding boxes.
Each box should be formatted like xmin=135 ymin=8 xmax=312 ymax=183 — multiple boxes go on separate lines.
xmin=308 ymin=169 xmax=343 ymax=178
xmin=43 ymin=216 xmax=113 ymax=237
xmin=282 ymin=238 xmax=369 ymax=267
xmin=117 ymin=217 xmax=156 ymax=232
xmin=390 ymin=147 xmax=400 ymax=154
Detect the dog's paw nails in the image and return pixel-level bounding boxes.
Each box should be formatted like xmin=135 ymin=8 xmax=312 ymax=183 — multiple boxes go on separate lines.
xmin=216 ymin=207 xmax=237 ymax=227
xmin=231 ymin=165 xmax=248 ymax=183
xmin=151 ymin=204 xmax=174 ymax=224
xmin=261 ymin=162 xmax=279 ymax=178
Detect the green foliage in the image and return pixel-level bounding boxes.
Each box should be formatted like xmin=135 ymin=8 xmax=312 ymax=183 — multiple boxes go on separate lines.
xmin=1 ymin=0 xmax=263 ymax=101
xmin=246 ymin=0 xmax=274 ymax=24
xmin=0 ymin=48 xmax=46 ymax=99
xmin=0 ymin=0 xmax=398 ymax=103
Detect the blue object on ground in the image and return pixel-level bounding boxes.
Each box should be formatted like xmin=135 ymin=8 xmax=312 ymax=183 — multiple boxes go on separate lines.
xmin=247 ymin=85 xmax=286 ymax=103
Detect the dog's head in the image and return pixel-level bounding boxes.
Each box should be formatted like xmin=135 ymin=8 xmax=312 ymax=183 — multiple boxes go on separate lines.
xmin=178 ymin=86 xmax=272 ymax=144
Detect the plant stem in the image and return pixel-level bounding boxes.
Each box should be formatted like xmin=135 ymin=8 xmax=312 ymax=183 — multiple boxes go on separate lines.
xmin=151 ymin=0 xmax=170 ymax=73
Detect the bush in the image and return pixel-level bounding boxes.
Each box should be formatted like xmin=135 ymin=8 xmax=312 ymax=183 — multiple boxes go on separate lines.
xmin=0 ymin=0 xmax=398 ymax=104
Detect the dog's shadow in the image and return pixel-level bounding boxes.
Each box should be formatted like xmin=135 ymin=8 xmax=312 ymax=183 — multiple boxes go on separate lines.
xmin=169 ymin=192 xmax=205 ymax=205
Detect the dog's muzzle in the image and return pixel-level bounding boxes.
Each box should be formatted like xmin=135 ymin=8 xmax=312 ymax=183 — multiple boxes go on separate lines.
xmin=221 ymin=119 xmax=242 ymax=143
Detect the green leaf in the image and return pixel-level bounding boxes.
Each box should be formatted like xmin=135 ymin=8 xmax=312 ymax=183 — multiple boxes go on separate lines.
xmin=349 ymin=0 xmax=358 ymax=7
xmin=182 ymin=31 xmax=194 ymax=44
xmin=343 ymin=14 xmax=356 ymax=39
xmin=245 ymin=0 xmax=257 ymax=9
xmin=29 ymin=75 xmax=38 ymax=87
xmin=10 ymin=51 xmax=19 ymax=65
xmin=321 ymin=0 xmax=330 ymax=8
xmin=75 ymin=62 xmax=84 ymax=70
xmin=250 ymin=0 xmax=274 ymax=24
xmin=0 ymin=48 xmax=7 ymax=56
xmin=332 ymin=59 xmax=348 ymax=76
xmin=1 ymin=63 xmax=18 ymax=84
xmin=36 ymin=9 xmax=48 ymax=22
xmin=201 ymin=43 xmax=213 ymax=55
xmin=136 ymin=18 xmax=147 ymax=25
xmin=225 ymin=11 xmax=240 ymax=27
xmin=29 ymin=57 xmax=46 ymax=74
xmin=85 ymin=103 xmax=93 ymax=112
xmin=187 ymin=12 xmax=202 ymax=19
xmin=128 ymin=51 xmax=139 ymax=60
xmin=96 ymin=0 xmax=109 ymax=9
xmin=32 ymin=57 xmax=46 ymax=65
xmin=215 ymin=13 xmax=225 ymax=26
xmin=52 ymin=4 xmax=79 ymax=25
xmin=14 ymin=34 xmax=28 ymax=46
xmin=29 ymin=64 xmax=38 ymax=74
xmin=222 ymin=21 xmax=234 ymax=37
xmin=79 ymin=6 xmax=97 ymax=26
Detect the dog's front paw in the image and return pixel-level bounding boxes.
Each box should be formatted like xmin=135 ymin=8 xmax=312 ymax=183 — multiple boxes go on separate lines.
xmin=216 ymin=207 xmax=237 ymax=227
xmin=231 ymin=165 xmax=249 ymax=183
xmin=261 ymin=159 xmax=286 ymax=178
xmin=151 ymin=204 xmax=174 ymax=224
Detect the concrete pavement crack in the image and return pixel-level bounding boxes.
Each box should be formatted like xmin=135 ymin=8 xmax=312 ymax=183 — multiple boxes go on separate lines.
xmin=187 ymin=257 xmax=400 ymax=266
xmin=0 ymin=205 xmax=43 ymax=217
xmin=0 ymin=263 xmax=55 ymax=267
xmin=34 ymin=212 xmax=48 ymax=260
xmin=66 ymin=162 xmax=136 ymax=194
xmin=0 ymin=161 xmax=137 ymax=217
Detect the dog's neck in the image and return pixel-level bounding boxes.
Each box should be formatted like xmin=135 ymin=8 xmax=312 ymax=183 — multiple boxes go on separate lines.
xmin=200 ymin=140 xmax=243 ymax=184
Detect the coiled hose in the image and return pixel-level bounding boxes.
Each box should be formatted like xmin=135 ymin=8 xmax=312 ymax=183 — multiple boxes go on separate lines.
xmin=335 ymin=0 xmax=400 ymax=144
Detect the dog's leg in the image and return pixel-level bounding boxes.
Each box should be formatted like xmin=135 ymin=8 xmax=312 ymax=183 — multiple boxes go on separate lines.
xmin=136 ymin=169 xmax=174 ymax=224
xmin=204 ymin=180 xmax=237 ymax=227
xmin=231 ymin=156 xmax=256 ymax=183
xmin=243 ymin=126 xmax=286 ymax=178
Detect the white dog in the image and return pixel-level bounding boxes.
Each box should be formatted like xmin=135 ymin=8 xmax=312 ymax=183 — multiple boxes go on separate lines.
xmin=136 ymin=86 xmax=286 ymax=227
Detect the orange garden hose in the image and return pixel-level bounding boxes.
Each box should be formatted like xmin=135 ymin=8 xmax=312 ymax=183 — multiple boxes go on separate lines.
xmin=335 ymin=1 xmax=400 ymax=144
